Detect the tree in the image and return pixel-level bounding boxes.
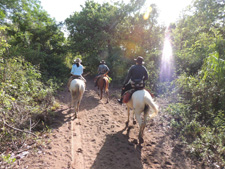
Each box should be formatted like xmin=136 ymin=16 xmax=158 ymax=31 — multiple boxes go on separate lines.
xmin=172 ymin=0 xmax=225 ymax=75
xmin=2 ymin=0 xmax=68 ymax=79
xmin=65 ymin=0 xmax=164 ymax=87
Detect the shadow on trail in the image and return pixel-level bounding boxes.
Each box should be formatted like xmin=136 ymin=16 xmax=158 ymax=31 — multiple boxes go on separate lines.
xmin=49 ymin=77 xmax=108 ymax=130
xmin=142 ymin=128 xmax=193 ymax=169
xmin=79 ymin=89 xmax=101 ymax=111
xmin=44 ymin=108 xmax=71 ymax=130
xmin=90 ymin=126 xmax=143 ymax=169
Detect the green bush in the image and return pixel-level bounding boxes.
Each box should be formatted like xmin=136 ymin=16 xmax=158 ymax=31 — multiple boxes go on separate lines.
xmin=168 ymin=52 xmax=225 ymax=167
xmin=0 ymin=57 xmax=56 ymax=154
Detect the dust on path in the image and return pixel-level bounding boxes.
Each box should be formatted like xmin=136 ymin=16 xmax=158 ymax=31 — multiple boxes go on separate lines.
xmin=18 ymin=77 xmax=200 ymax=169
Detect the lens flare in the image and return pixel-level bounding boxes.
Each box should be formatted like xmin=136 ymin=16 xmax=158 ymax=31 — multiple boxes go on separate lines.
xmin=160 ymin=27 xmax=174 ymax=82
xmin=143 ymin=6 xmax=152 ymax=20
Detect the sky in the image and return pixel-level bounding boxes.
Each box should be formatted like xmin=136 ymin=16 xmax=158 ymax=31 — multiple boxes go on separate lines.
xmin=40 ymin=0 xmax=193 ymax=26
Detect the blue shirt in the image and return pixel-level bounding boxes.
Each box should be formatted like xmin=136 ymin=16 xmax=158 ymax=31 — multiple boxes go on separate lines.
xmin=71 ymin=64 xmax=83 ymax=76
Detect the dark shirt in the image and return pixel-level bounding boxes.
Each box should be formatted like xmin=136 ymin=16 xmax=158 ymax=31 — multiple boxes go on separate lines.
xmin=98 ymin=64 xmax=110 ymax=74
xmin=123 ymin=65 xmax=148 ymax=85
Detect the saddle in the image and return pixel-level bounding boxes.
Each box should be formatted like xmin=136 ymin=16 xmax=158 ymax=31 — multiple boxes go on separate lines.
xmin=95 ymin=74 xmax=109 ymax=83
xmin=122 ymin=79 xmax=145 ymax=103
xmin=122 ymin=89 xmax=135 ymax=103
xmin=130 ymin=79 xmax=144 ymax=89
xmin=71 ymin=75 xmax=86 ymax=82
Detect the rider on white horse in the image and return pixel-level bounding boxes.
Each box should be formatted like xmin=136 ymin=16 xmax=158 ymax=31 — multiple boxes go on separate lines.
xmin=67 ymin=58 xmax=86 ymax=91
xmin=117 ymin=56 xmax=148 ymax=104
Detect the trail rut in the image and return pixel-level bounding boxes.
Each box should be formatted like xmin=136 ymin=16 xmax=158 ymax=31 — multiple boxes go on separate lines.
xmin=18 ymin=77 xmax=200 ymax=169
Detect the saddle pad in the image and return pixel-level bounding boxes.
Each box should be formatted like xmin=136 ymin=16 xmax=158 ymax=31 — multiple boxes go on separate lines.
xmin=123 ymin=92 xmax=132 ymax=103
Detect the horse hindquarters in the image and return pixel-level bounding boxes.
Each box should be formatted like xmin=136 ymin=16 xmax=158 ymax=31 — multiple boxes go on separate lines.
xmin=70 ymin=80 xmax=85 ymax=116
xmin=130 ymin=90 xmax=159 ymax=142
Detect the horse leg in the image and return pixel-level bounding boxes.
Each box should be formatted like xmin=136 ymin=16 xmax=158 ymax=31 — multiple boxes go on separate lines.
xmin=143 ymin=111 xmax=148 ymax=133
xmin=134 ymin=111 xmax=144 ymax=143
xmin=138 ymin=125 xmax=145 ymax=144
xmin=74 ymin=101 xmax=78 ymax=118
xmin=70 ymin=93 xmax=73 ymax=109
xmin=126 ymin=107 xmax=130 ymax=127
xmin=100 ymin=89 xmax=103 ymax=100
xmin=138 ymin=111 xmax=148 ymax=143
xmin=106 ymin=90 xmax=109 ymax=103
xmin=76 ymin=101 xmax=80 ymax=117
xmin=132 ymin=109 xmax=136 ymax=125
xmin=104 ymin=79 xmax=109 ymax=103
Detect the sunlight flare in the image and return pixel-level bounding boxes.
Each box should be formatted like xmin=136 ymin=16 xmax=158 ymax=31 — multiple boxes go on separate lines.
xmin=160 ymin=27 xmax=174 ymax=82
xmin=143 ymin=6 xmax=152 ymax=20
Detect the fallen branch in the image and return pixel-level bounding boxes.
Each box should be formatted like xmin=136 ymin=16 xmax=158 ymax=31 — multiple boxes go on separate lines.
xmin=31 ymin=119 xmax=40 ymax=129
xmin=3 ymin=120 xmax=37 ymax=138
xmin=83 ymin=72 xmax=90 ymax=77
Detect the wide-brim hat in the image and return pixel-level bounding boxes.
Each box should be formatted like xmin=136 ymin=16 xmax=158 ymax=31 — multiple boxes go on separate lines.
xmin=100 ymin=60 xmax=105 ymax=64
xmin=134 ymin=56 xmax=145 ymax=64
xmin=74 ymin=58 xmax=82 ymax=63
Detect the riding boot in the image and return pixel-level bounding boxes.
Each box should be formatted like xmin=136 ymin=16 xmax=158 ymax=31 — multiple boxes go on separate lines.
xmin=94 ymin=78 xmax=98 ymax=87
xmin=117 ymin=98 xmax=123 ymax=105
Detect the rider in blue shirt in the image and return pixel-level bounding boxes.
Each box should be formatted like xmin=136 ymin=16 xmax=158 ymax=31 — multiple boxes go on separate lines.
xmin=68 ymin=58 xmax=86 ymax=90
xmin=70 ymin=59 xmax=84 ymax=76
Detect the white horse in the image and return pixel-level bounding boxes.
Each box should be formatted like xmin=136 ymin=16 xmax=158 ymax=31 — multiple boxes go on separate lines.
xmin=69 ymin=79 xmax=85 ymax=118
xmin=126 ymin=89 xmax=159 ymax=143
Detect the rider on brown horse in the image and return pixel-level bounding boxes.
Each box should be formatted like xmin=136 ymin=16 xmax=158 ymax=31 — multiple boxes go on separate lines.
xmin=67 ymin=58 xmax=86 ymax=91
xmin=117 ymin=56 xmax=149 ymax=104
xmin=95 ymin=60 xmax=110 ymax=86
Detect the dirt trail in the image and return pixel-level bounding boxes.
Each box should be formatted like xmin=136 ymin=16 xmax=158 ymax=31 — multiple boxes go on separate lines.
xmin=18 ymin=77 xmax=200 ymax=169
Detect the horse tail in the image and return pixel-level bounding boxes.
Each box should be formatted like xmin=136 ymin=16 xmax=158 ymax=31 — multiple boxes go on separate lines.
xmin=71 ymin=84 xmax=80 ymax=100
xmin=103 ymin=77 xmax=109 ymax=93
xmin=144 ymin=93 xmax=159 ymax=118
xmin=71 ymin=80 xmax=85 ymax=101
xmin=77 ymin=82 xmax=85 ymax=99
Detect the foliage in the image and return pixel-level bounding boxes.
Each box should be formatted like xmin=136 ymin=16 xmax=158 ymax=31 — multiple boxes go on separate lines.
xmin=0 ymin=1 xmax=67 ymax=167
xmin=65 ymin=0 xmax=164 ymax=91
xmin=172 ymin=0 xmax=225 ymax=76
xmin=168 ymin=0 xmax=225 ymax=167
xmin=168 ymin=0 xmax=225 ymax=166
xmin=1 ymin=154 xmax=16 ymax=165
xmin=2 ymin=0 xmax=69 ymax=82
xmin=0 ymin=56 xmax=56 ymax=150
xmin=169 ymin=47 xmax=225 ymax=167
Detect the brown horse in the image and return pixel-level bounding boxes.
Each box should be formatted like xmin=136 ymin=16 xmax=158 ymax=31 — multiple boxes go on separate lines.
xmin=95 ymin=73 xmax=109 ymax=103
